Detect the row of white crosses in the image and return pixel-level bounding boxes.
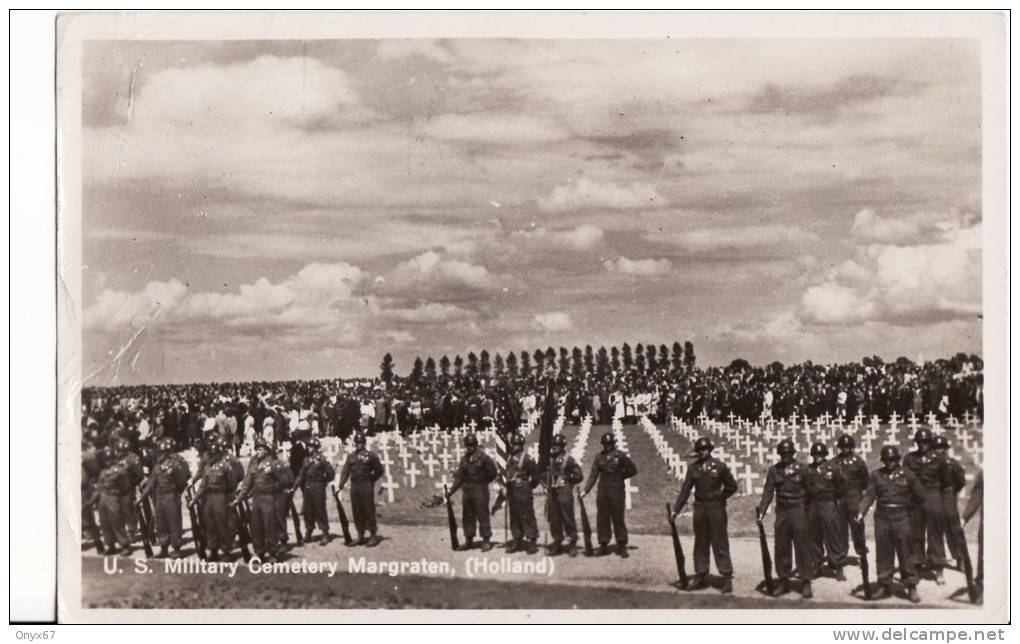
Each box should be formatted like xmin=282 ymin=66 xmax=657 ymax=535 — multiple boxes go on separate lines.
xmin=639 ymin=414 xmax=687 ymax=484
xmin=610 ymin=418 xmax=640 ymax=510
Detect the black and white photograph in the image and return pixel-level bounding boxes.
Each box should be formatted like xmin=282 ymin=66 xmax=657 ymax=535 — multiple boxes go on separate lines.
xmin=45 ymin=10 xmax=1009 ymax=624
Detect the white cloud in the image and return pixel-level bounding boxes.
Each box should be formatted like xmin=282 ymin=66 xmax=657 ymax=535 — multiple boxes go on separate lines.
xmin=604 ymin=256 xmax=674 ymax=276
xmin=422 ymin=112 xmax=570 ymax=144
xmin=800 ymin=215 xmax=981 ymax=326
xmin=652 ymin=224 xmax=819 ymax=253
xmin=514 ymin=223 xmax=605 ymax=252
xmin=530 ymin=311 xmax=574 ymax=332
xmin=376 ymin=39 xmax=455 ymax=64
xmin=538 ymin=176 xmax=665 ymax=212
xmin=849 ymin=208 xmax=977 ymax=243
xmin=380 ymin=302 xmax=478 ymax=324
xmin=387 ymin=250 xmax=495 ymax=292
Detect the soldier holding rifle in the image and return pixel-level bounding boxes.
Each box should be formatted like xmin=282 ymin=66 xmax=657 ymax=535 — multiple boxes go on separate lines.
xmin=541 ymin=433 xmax=583 ymax=556
xmin=234 ymin=438 xmax=294 ymax=562
xmin=446 ymin=432 xmax=498 ymax=552
xmin=337 ymin=433 xmax=384 ymax=546
xmin=290 ymin=437 xmax=337 ymax=545
xmin=757 ymin=439 xmax=816 ymax=598
xmin=139 ymin=437 xmax=191 ymax=558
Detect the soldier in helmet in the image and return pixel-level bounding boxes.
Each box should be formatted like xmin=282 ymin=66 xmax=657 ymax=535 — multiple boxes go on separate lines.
xmin=291 ymin=437 xmax=337 ymax=545
xmin=833 ymin=434 xmax=870 ymax=570
xmin=447 ymin=432 xmax=498 ymax=551
xmin=582 ymin=432 xmax=638 ymax=557
xmin=857 ymin=445 xmax=925 ymax=602
xmin=671 ymin=436 xmax=738 ymax=593
xmin=903 ymin=428 xmax=950 ymax=583
xmin=234 ymin=438 xmax=294 ymax=562
xmin=933 ymin=434 xmax=967 ymax=566
xmin=807 ymin=441 xmax=848 ymax=580
xmin=81 ymin=436 xmax=105 ymax=553
xmin=196 ymin=436 xmax=243 ymax=560
xmin=505 ymin=432 xmax=539 ymax=554
xmin=139 ymin=437 xmax=191 ymax=558
xmin=541 ymin=433 xmax=584 ymax=556
xmin=93 ymin=445 xmax=134 ymax=555
xmin=112 ymin=437 xmax=144 ymax=538
xmin=337 ymin=433 xmax=384 ymax=546
xmin=757 ymin=439 xmax=817 ymax=598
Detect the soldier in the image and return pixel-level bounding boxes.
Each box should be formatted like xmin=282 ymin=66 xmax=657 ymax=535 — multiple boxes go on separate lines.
xmin=113 ymin=437 xmax=144 ymax=538
xmin=582 ymin=432 xmax=638 ymax=558
xmin=337 ymin=433 xmax=384 ymax=546
xmin=446 ymin=432 xmax=498 ymax=551
xmin=82 ymin=436 xmax=105 ymax=553
xmin=93 ymin=446 xmax=133 ymax=555
xmin=542 ymin=433 xmax=584 ymax=556
xmin=505 ymin=432 xmax=539 ymax=554
xmin=857 ymin=445 xmax=925 ymax=602
xmin=833 ymin=434 xmax=870 ymax=574
xmin=197 ymin=437 xmax=243 ymax=560
xmin=671 ymin=436 xmax=738 ymax=593
xmin=962 ymin=470 xmax=983 ymax=595
xmin=234 ymin=438 xmax=294 ymax=562
xmin=902 ymin=428 xmax=950 ymax=583
xmin=933 ymin=434 xmax=967 ymax=566
xmin=291 ymin=437 xmax=336 ymax=545
xmin=140 ymin=437 xmax=191 ymax=558
xmin=757 ymin=439 xmax=816 ymax=598
xmin=807 ymin=441 xmax=848 ymax=580
xmin=217 ymin=436 xmax=246 ymax=545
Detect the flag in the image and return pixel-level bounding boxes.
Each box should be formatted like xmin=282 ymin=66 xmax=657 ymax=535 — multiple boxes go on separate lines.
xmin=537 ymin=379 xmax=556 ymax=473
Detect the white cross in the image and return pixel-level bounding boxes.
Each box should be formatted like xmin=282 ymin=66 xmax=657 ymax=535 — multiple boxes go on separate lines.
xmin=434 ymin=472 xmax=451 ymax=491
xmin=624 ymin=480 xmax=639 ymax=510
xmin=381 ymin=476 xmax=400 ymax=503
xmin=398 ymin=450 xmax=411 ymax=469
xmin=739 ymin=464 xmax=757 ymax=496
xmin=405 ymin=462 xmax=421 ymax=488
xmin=422 ymin=453 xmax=439 ymax=478
xmin=440 ymin=449 xmax=453 ymax=471
xmin=753 ymin=442 xmax=770 ymax=465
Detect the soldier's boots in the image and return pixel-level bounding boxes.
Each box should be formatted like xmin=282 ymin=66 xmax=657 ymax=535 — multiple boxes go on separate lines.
xmin=95 ymin=541 xmax=106 ymax=555
xmin=908 ymin=586 xmax=921 ymax=603
xmin=367 ymin=533 xmax=380 ymax=548
xmin=597 ymin=544 xmax=610 ymax=557
xmin=834 ymin=566 xmax=846 ymax=582
xmin=771 ymin=579 xmax=788 ymax=597
xmin=507 ymin=539 xmax=521 ymax=554
xmin=871 ymin=583 xmax=891 ymax=600
xmin=617 ymin=544 xmax=629 ymax=559
xmin=548 ymin=541 xmax=563 ymax=556
xmin=459 ymin=537 xmax=474 ymax=552
xmin=801 ymin=581 xmax=813 ymax=599
xmin=170 ymin=548 xmax=184 ymax=559
xmin=158 ymin=546 xmax=170 ymax=559
xmin=687 ymin=574 xmax=707 ymax=591
xmin=305 ymin=530 xmax=314 ymax=543
xmin=480 ymin=539 xmax=493 ymax=553
xmin=526 ymin=540 xmax=539 ymax=555
xmin=208 ymin=548 xmax=220 ymax=562
xmin=934 ymin=570 xmax=946 ymax=586
xmin=356 ymin=533 xmax=367 ymax=546
xmin=721 ymin=576 xmax=733 ymax=594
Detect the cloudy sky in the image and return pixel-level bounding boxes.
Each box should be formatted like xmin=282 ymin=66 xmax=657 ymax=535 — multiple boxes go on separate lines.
xmin=80 ymin=38 xmax=982 ymax=385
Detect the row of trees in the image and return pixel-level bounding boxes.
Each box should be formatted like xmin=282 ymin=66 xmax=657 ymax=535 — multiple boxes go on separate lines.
xmin=379 ymin=341 xmax=697 ymax=384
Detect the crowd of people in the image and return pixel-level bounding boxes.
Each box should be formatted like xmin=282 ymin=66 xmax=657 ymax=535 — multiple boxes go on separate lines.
xmin=81 ymin=349 xmax=983 ymax=453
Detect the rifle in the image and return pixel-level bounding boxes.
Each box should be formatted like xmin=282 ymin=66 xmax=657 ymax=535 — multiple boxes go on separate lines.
xmin=950 ymin=521 xmax=978 ymax=603
xmin=444 ymin=484 xmax=460 ymax=551
xmin=184 ymin=488 xmax=207 ymax=560
xmin=756 ymin=508 xmax=775 ymax=594
xmin=330 ymin=484 xmax=353 ymax=545
xmin=849 ymin=515 xmax=872 ymax=599
xmin=489 ymin=488 xmax=506 ymax=516
xmin=667 ymin=504 xmax=688 ymax=589
xmin=576 ymin=489 xmax=594 ymax=556
xmin=288 ymin=493 xmax=304 ymax=545
xmin=134 ymin=498 xmax=155 ymax=558
xmin=233 ymin=501 xmax=254 ymax=562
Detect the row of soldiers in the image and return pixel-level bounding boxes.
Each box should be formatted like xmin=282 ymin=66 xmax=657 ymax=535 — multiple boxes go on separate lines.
xmin=82 ymin=432 xmax=386 ymax=562
xmin=669 ymin=429 xmax=982 ymax=601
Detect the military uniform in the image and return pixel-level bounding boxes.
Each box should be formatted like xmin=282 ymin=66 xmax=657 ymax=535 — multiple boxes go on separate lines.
xmin=903 ymin=449 xmax=950 ymax=571
xmin=338 ymin=447 xmax=384 ymax=539
xmin=82 ymin=445 xmax=104 ymax=552
xmin=118 ymin=449 xmax=145 ymax=535
xmin=940 ymin=450 xmax=967 ymax=563
xmin=859 ymin=463 xmax=926 ymax=591
xmin=96 ymin=456 xmax=134 ymax=552
xmin=834 ymin=451 xmax=870 ymax=564
xmin=200 ymin=450 xmax=243 ymax=555
xmin=808 ymin=457 xmax=848 ymax=572
xmin=758 ymin=461 xmax=817 ymax=584
xmin=506 ymin=450 xmax=539 ymax=545
xmin=294 ymin=451 xmax=337 ymax=540
xmin=143 ymin=450 xmax=191 ymax=553
xmin=583 ymin=446 xmax=638 ymax=550
xmin=544 ymin=452 xmax=583 ymax=546
xmin=237 ymin=453 xmax=294 ymax=558
xmin=673 ymin=455 xmax=738 ymax=579
xmin=450 ymin=449 xmax=498 ymax=543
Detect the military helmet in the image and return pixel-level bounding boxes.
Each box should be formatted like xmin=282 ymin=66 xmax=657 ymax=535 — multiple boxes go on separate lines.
xmin=810 ymin=442 xmax=828 ymax=458
xmin=694 ymin=437 xmax=714 ymax=452
xmin=913 ymin=428 xmax=933 ymax=444
xmin=933 ymin=434 xmax=951 ymax=450
xmin=880 ymin=445 xmax=901 ymax=462
xmin=353 ymin=433 xmax=367 ymax=446
xmin=254 ymin=437 xmax=270 ymax=451
xmin=776 ymin=439 xmax=796 ymax=456
xmin=551 ymin=434 xmax=567 ymax=448
xmin=308 ymin=438 xmax=322 ymax=450
xmin=836 ymin=434 xmax=855 ymax=450
xmin=113 ymin=437 xmax=130 ymax=452
xmin=600 ymin=432 xmax=617 ymax=447
xmin=101 ymin=446 xmax=115 ymax=463
xmin=463 ymin=433 xmax=479 ymax=447
xmin=509 ymin=432 xmax=526 ymax=447
xmin=157 ymin=437 xmax=174 ymax=452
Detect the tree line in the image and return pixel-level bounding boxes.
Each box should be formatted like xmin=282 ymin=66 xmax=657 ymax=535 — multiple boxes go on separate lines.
xmin=378 ymin=341 xmax=697 ymax=385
